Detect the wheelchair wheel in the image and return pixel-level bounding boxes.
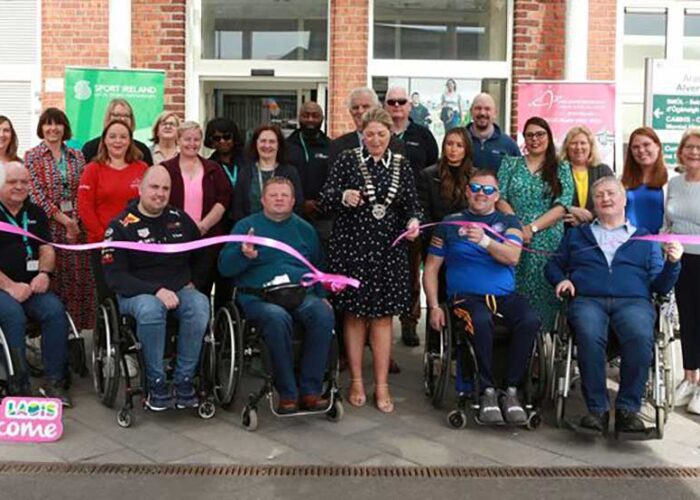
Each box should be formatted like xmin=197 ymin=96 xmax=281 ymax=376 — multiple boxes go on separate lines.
xmin=555 ymin=395 xmax=566 ymax=428
xmin=423 ymin=305 xmax=451 ymax=409
xmin=92 ymin=300 xmax=121 ymax=408
xmin=525 ymin=333 xmax=548 ymax=405
xmin=66 ymin=313 xmax=88 ymax=377
xmin=198 ymin=400 xmax=216 ymax=420
xmin=446 ymin=409 xmax=467 ymax=429
xmin=241 ymin=406 xmax=258 ymax=431
xmin=326 ymin=399 xmax=344 ymax=423
xmin=117 ymin=408 xmax=134 ymax=428
xmin=212 ymin=304 xmax=244 ymax=407
xmin=655 ymin=406 xmax=665 ymax=439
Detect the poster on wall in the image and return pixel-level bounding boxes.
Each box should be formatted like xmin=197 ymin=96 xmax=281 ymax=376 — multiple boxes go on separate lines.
xmin=64 ymin=67 xmax=165 ymax=148
xmin=516 ymin=81 xmax=616 ymax=168
xmin=388 ymin=77 xmax=482 ymax=147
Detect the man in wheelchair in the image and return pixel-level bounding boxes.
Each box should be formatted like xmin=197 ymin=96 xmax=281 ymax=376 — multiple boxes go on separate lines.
xmin=546 ymin=176 xmax=682 ymax=434
xmin=423 ymin=169 xmax=540 ymax=424
xmin=219 ymin=177 xmax=334 ymax=415
xmin=0 ymin=162 xmax=72 ymax=406
xmin=102 ymin=166 xmax=210 ymax=411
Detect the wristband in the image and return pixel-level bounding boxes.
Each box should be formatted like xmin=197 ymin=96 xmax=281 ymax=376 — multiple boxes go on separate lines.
xmin=428 ymin=304 xmax=440 ymax=310
xmin=478 ymin=235 xmax=491 ymax=249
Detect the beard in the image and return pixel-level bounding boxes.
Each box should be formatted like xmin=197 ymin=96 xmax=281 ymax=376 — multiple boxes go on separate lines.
xmin=300 ymin=125 xmax=322 ymax=139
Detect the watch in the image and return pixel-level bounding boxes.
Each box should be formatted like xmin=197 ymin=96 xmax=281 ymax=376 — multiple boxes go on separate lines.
xmin=530 ymin=224 xmax=539 ymax=234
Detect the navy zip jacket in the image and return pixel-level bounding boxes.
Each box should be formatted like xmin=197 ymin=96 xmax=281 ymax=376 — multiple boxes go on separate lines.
xmin=466 ymin=123 xmax=521 ymax=172
xmin=544 ymin=224 xmax=680 ymax=298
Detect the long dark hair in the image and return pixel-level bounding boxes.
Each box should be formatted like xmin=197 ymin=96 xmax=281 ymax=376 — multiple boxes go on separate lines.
xmin=438 ymin=128 xmax=473 ymax=207
xmin=524 ymin=116 xmax=561 ymax=199
xmin=247 ymin=124 xmax=286 ymax=164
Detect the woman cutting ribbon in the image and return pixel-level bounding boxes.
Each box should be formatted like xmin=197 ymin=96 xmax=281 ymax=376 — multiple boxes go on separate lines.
xmin=321 ymin=108 xmax=422 ymax=413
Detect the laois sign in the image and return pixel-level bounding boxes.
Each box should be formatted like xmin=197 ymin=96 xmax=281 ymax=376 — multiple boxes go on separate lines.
xmin=0 ymin=397 xmax=63 ymax=443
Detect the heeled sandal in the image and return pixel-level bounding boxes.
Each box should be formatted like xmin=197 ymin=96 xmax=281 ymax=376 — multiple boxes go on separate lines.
xmin=373 ymin=384 xmax=394 ymax=413
xmin=348 ymin=378 xmax=366 ymax=407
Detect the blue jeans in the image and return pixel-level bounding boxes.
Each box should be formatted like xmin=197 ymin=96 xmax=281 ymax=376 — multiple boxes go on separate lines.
xmin=118 ymin=288 xmax=210 ymax=386
xmin=241 ymin=295 xmax=334 ymax=400
xmin=0 ymin=290 xmax=68 ymax=382
xmin=567 ymin=297 xmax=655 ymax=413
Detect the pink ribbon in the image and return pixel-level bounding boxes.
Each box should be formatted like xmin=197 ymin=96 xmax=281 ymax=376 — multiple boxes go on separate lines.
xmin=0 ymin=221 xmax=359 ymax=293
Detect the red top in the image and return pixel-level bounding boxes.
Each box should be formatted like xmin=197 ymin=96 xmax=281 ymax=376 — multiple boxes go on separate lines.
xmin=77 ymin=161 xmax=149 ymax=242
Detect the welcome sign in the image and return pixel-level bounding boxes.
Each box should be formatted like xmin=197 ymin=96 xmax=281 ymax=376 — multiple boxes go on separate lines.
xmin=0 ymin=397 xmax=63 ymax=443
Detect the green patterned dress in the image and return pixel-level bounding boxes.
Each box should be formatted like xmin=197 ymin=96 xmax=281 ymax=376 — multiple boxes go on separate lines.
xmin=497 ymin=156 xmax=573 ymax=330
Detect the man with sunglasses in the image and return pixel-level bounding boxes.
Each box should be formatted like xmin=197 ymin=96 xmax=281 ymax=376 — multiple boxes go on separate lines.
xmin=423 ymin=169 xmax=540 ymax=425
xmin=465 ymin=93 xmax=520 ymax=172
xmin=384 ymin=85 xmax=439 ymax=347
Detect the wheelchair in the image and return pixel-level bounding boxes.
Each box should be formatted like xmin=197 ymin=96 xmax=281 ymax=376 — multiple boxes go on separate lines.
xmin=548 ymin=294 xmax=676 ymax=440
xmin=91 ymin=297 xmax=219 ymax=428
xmin=0 ymin=311 xmax=87 ymax=396
xmin=213 ymin=291 xmax=344 ymax=432
xmin=423 ymin=303 xmax=547 ymax=430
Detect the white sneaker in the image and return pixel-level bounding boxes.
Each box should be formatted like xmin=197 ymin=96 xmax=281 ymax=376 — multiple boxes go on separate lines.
xmin=675 ymin=379 xmax=696 ymax=407
xmin=687 ymin=386 xmax=700 ymax=415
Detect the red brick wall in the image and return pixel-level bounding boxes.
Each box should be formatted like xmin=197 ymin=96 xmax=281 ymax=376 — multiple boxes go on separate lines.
xmin=511 ymin=0 xmax=566 ymax=133
xmin=328 ymin=0 xmax=369 ymax=138
xmin=588 ymin=0 xmax=617 ymax=80
xmin=41 ymin=0 xmax=109 ymax=109
xmin=132 ymin=0 xmax=186 ymax=116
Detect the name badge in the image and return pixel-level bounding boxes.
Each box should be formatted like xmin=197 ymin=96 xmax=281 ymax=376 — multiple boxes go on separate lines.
xmin=26 ymin=260 xmax=39 ymax=272
xmin=59 ymin=200 xmax=73 ymax=212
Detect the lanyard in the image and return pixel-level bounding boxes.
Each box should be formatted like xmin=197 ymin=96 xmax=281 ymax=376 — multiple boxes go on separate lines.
xmin=0 ymin=205 xmax=33 ymax=259
xmin=257 ymin=164 xmax=276 ymax=192
xmin=299 ymin=135 xmax=310 ymax=163
xmin=223 ymin=163 xmax=238 ymax=188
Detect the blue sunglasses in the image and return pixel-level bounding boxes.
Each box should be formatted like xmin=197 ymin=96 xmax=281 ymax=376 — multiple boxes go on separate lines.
xmin=468 ymin=183 xmax=498 ymax=196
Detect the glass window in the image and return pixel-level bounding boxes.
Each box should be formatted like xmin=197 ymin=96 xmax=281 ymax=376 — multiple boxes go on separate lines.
xmin=202 ymin=0 xmax=328 ymax=60
xmin=373 ymin=0 xmax=507 ymax=61
xmin=684 ymin=11 xmax=700 ymax=60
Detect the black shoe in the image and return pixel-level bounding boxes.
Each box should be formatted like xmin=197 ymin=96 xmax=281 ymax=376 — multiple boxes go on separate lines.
xmin=39 ymin=379 xmax=73 ymax=408
xmin=579 ymin=411 xmax=609 ymax=433
xmin=615 ymin=409 xmax=646 ymax=433
xmin=401 ymin=323 xmax=419 ymax=347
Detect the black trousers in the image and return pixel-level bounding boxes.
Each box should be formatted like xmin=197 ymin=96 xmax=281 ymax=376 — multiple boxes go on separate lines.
xmin=675 ymin=253 xmax=700 ymax=370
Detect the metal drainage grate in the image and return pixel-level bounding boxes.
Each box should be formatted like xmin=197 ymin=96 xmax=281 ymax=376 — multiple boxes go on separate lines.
xmin=0 ymin=463 xmax=698 ymax=479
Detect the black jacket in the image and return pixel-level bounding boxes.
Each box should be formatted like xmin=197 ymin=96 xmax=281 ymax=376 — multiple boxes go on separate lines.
xmin=82 ymin=137 xmax=153 ymax=166
xmin=231 ymin=162 xmax=304 ymax=223
xmin=101 ymin=200 xmax=207 ymax=297
xmin=286 ymin=129 xmax=331 ymax=201
xmin=417 ymin=164 xmax=469 ymax=225
xmin=397 ymin=120 xmax=439 ymax=181
xmin=572 ymin=163 xmax=614 ymax=210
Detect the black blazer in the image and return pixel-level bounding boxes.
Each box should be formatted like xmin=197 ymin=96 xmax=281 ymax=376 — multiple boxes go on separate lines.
xmin=231 ymin=162 xmax=304 ymax=223
xmin=572 ymin=163 xmax=613 ymax=210
xmin=417 ymin=163 xmax=469 ymax=223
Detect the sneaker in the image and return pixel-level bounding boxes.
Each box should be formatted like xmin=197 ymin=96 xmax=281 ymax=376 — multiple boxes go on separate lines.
xmin=499 ymin=387 xmax=527 ymax=425
xmin=614 ymin=409 xmax=646 ymax=433
xmin=579 ymin=411 xmax=609 ymax=433
xmin=38 ymin=379 xmax=73 ymax=408
xmin=675 ymin=379 xmax=696 ymax=407
xmin=401 ymin=323 xmax=420 ymax=347
xmin=174 ymin=377 xmax=198 ymax=409
xmin=479 ymin=387 xmax=504 ymax=424
xmin=687 ymin=386 xmax=700 ymax=415
xmin=146 ymin=378 xmax=173 ymax=412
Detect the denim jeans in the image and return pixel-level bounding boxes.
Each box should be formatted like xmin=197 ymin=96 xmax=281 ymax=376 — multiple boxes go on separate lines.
xmin=0 ymin=290 xmax=68 ymax=382
xmin=567 ymin=296 xmax=655 ymax=413
xmin=118 ymin=288 xmax=210 ymax=386
xmin=242 ymin=295 xmax=334 ymax=400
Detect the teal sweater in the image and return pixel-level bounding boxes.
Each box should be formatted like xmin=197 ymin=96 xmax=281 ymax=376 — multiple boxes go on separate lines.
xmin=218 ymin=212 xmax=324 ymax=305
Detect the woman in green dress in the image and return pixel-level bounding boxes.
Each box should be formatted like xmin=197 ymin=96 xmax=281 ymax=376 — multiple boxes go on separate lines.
xmin=497 ymin=116 xmax=573 ymax=330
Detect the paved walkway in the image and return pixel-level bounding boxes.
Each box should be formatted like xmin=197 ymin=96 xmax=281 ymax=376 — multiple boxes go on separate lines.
xmin=2 ymin=327 xmax=699 ymax=468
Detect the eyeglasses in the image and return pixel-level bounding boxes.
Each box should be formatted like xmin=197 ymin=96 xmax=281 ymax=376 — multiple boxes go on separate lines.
xmin=160 ymin=121 xmax=178 ymax=128
xmin=211 ymin=133 xmax=233 ymax=142
xmin=524 ymin=130 xmax=547 ymax=141
xmin=110 ymin=112 xmax=132 ymax=119
xmin=468 ymin=183 xmax=498 ymax=196
xmin=386 ymin=98 xmax=408 ymax=107
xmin=682 ymin=144 xmax=700 ymax=152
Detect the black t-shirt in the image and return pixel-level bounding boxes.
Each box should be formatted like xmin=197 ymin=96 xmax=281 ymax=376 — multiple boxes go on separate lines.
xmin=0 ymin=200 xmax=52 ymax=284
xmin=81 ymin=137 xmax=154 ymax=166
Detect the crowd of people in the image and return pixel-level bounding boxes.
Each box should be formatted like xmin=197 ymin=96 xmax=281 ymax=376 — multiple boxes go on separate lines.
xmin=0 ymin=85 xmax=698 ymax=433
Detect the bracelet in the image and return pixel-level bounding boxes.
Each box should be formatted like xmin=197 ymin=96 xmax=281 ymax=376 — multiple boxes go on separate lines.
xmin=428 ymin=305 xmax=440 ymax=310
xmin=478 ymin=235 xmax=491 ymax=248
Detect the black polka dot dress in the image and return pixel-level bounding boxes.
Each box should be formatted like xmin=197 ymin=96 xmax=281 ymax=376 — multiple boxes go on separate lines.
xmin=321 ymin=147 xmax=423 ymax=318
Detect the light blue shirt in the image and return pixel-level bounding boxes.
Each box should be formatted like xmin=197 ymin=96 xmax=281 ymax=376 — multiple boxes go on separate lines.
xmin=590 ymin=219 xmax=636 ymax=267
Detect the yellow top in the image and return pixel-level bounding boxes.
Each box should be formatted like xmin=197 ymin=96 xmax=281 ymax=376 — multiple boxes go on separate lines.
xmin=573 ymin=168 xmax=589 ymax=208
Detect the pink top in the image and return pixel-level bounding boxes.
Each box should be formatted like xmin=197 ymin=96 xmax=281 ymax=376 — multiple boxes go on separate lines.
xmin=182 ymin=168 xmax=204 ymax=223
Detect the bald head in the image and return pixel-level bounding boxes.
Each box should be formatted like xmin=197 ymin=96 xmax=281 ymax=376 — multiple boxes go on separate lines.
xmin=138 ymin=165 xmax=171 ymax=216
xmin=470 ymin=93 xmax=498 ymax=134
xmin=298 ymin=101 xmax=324 ymax=134
xmin=0 ymin=161 xmax=30 ymax=209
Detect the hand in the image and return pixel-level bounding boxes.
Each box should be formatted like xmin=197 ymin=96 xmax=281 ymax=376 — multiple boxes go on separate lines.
xmin=463 ymin=224 xmax=485 ymax=244
xmin=555 ymin=280 xmax=576 ymax=299
xmin=6 ymin=282 xmax=32 ymax=303
xmin=155 ymin=288 xmax=179 ymax=310
xmin=29 ymin=273 xmax=50 ymax=294
xmin=241 ymin=227 xmax=258 ymax=259
xmin=197 ymin=221 xmax=210 ymax=236
xmin=429 ymin=307 xmax=445 ymax=331
xmin=569 ymin=207 xmax=594 ymax=225
xmin=342 ymin=189 xmax=364 ymax=208
xmin=302 ymin=199 xmax=320 ymax=218
xmin=405 ymin=219 xmax=421 ymax=242
xmin=65 ymin=218 xmax=80 ymax=243
xmin=663 ymin=241 xmax=683 ymax=263
xmin=522 ymin=224 xmax=533 ymax=244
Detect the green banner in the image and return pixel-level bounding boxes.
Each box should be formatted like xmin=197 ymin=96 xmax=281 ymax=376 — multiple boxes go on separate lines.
xmin=64 ymin=67 xmax=165 ymax=148
xmin=651 ymin=95 xmax=700 ymax=131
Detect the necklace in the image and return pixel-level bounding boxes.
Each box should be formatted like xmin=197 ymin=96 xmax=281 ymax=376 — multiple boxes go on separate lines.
xmin=354 ymin=147 xmax=401 ymax=220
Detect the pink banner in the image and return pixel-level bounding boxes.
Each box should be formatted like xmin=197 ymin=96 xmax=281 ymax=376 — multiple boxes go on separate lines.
xmin=516 ymin=81 xmax=616 ymax=166
xmin=0 ymin=397 xmax=63 ymax=443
